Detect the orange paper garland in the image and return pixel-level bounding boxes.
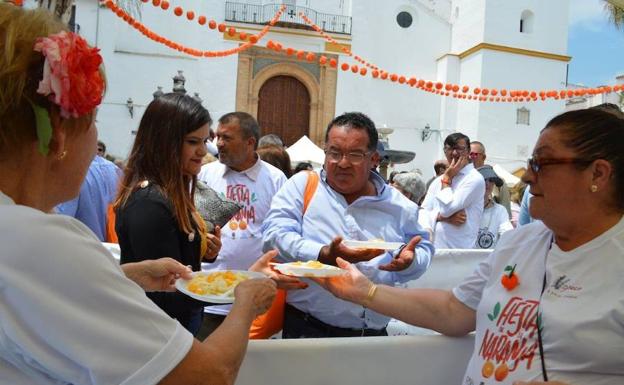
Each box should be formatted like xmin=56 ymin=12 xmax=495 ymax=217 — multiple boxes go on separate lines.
xmin=108 ymin=1 xmax=284 ymax=57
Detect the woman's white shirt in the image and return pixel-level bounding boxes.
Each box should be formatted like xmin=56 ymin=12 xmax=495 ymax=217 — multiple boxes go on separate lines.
xmin=0 ymin=191 xmax=193 ymax=385
xmin=454 ymin=217 xmax=624 ymax=385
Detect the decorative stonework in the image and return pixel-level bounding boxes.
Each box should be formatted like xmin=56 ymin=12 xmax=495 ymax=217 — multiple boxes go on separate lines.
xmin=235 ymin=46 xmax=337 ymax=145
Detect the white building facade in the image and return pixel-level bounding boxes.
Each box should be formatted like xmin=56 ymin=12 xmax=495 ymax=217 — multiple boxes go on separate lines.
xmin=68 ymin=0 xmax=569 ymax=178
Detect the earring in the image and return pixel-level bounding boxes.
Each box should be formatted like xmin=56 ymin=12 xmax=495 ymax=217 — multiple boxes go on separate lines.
xmin=57 ymin=150 xmax=67 ymax=160
xmin=590 ymin=185 xmax=598 ymax=193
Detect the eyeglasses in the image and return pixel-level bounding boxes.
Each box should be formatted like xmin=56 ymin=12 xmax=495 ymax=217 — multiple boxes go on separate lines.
xmin=444 ymin=145 xmax=468 ymax=154
xmin=324 ymin=149 xmax=371 ymax=165
xmin=526 ymin=157 xmax=592 ymax=174
xmin=469 ymin=152 xmax=484 ymax=158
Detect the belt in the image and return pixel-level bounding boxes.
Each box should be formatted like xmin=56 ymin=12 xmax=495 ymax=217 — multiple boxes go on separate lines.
xmin=284 ymin=304 xmax=387 ymax=337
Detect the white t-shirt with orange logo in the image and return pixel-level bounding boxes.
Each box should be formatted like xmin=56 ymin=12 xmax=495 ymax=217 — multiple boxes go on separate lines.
xmin=453 ymin=217 xmax=624 ymax=385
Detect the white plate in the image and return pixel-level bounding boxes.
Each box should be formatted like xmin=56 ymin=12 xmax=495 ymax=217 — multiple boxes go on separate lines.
xmin=175 ymin=270 xmax=266 ymax=303
xmin=342 ymin=239 xmax=403 ymax=250
xmin=272 ymin=262 xmax=347 ymax=278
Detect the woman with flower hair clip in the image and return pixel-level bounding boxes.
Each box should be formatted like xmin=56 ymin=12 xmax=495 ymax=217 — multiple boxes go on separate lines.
xmin=0 ymin=4 xmax=278 ymax=385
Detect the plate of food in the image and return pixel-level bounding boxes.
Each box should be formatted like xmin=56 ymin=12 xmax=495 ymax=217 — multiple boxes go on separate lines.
xmin=342 ymin=239 xmax=404 ymax=250
xmin=272 ymin=260 xmax=347 ymax=278
xmin=176 ymin=270 xmax=266 ymax=303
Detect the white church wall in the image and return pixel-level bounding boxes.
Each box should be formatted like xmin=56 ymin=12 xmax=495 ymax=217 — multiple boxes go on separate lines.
xmin=450 ymin=0 xmax=486 ymax=53
xmin=464 ymin=50 xmax=566 ymax=172
xmin=74 ymin=0 xmax=571 ymax=175
xmin=76 ymin=0 xmax=241 ymax=159
xmin=333 ymin=0 xmax=452 ymax=177
xmin=482 ymin=0 xmax=568 ymax=55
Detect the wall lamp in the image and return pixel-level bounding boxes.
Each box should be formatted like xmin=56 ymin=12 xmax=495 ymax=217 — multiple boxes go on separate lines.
xmin=126 ymin=97 xmax=134 ymax=118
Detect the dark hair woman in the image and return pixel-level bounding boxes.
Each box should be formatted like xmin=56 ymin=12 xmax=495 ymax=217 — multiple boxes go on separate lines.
xmin=114 ymin=93 xmax=222 ymax=335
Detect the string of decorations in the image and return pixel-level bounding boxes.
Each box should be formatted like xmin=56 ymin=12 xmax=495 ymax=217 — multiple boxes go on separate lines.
xmin=104 ymin=1 xmax=284 ymax=57
xmin=105 ymin=1 xmax=621 ymax=103
xmin=296 ymin=12 xmax=623 ymax=103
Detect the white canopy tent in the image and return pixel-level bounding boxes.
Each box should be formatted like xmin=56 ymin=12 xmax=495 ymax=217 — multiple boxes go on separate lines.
xmin=286 ymin=135 xmax=325 ymax=166
xmin=493 ymin=164 xmax=521 ymax=186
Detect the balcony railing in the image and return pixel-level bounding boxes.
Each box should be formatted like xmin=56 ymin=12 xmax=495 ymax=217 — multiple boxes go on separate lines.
xmin=225 ymin=2 xmax=352 ymax=35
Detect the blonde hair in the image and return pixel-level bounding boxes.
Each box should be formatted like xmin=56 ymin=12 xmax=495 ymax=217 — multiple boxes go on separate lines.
xmin=0 ymin=4 xmax=97 ymax=159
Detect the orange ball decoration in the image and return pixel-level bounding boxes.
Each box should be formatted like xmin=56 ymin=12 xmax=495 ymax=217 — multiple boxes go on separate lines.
xmin=218 ymin=23 xmax=226 ymax=33
xmin=228 ymin=27 xmax=236 ymax=36
xmin=452 ymin=85 xmax=459 ymax=92
xmin=306 ymin=52 xmax=316 ymax=62
xmin=390 ymin=74 xmax=398 ymax=82
xmin=198 ymin=15 xmax=206 ymax=25
xmin=360 ymin=67 xmax=367 ymax=76
xmin=208 ymin=20 xmax=217 ymax=29
xmin=296 ymin=50 xmax=305 ymax=60
xmin=408 ymin=77 xmax=417 ymax=86
xmin=160 ymin=0 xmax=169 ymax=10
xmin=462 ymin=85 xmax=469 ymax=93
xmin=381 ymin=72 xmax=388 ymax=80
xmin=329 ymin=58 xmax=337 ymax=68
xmin=152 ymin=0 xmax=160 ymax=7
xmin=482 ymin=89 xmax=489 ymax=96
xmin=372 ymin=70 xmax=380 ymax=78
xmin=286 ymin=47 xmax=295 ymax=55
xmin=319 ymin=56 xmax=328 ymax=65
xmin=186 ymin=10 xmax=195 ymax=20
xmin=435 ymin=82 xmax=443 ymax=90
xmin=249 ymin=35 xmax=258 ymax=43
xmin=474 ymin=88 xmax=481 ymax=95
xmin=341 ymin=63 xmax=350 ymax=71
xmin=399 ymin=76 xmax=406 ymax=84
xmin=239 ymin=31 xmax=247 ymax=40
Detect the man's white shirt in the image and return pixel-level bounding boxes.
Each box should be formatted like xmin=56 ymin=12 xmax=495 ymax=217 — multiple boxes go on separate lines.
xmin=422 ymin=163 xmax=485 ymax=249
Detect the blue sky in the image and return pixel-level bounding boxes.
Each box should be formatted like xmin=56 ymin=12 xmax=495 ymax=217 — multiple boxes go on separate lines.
xmin=568 ymin=0 xmax=624 ymax=86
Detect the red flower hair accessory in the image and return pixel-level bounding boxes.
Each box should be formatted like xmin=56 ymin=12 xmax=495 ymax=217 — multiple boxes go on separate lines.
xmin=34 ymin=31 xmax=104 ymax=118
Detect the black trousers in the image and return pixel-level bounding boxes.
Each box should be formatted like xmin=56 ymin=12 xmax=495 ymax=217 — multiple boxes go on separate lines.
xmin=283 ymin=304 xmax=387 ymax=338
xmin=195 ymin=313 xmax=226 ymax=341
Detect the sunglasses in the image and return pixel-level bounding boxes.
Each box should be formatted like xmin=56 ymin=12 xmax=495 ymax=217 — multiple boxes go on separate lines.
xmin=526 ymin=157 xmax=592 ymax=173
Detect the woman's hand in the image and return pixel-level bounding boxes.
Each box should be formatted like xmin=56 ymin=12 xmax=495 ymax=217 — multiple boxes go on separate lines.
xmin=203 ymin=226 xmax=222 ymax=261
xmin=122 ymin=258 xmax=193 ymax=292
xmin=234 ymin=278 xmax=277 ymax=317
xmin=312 ymin=257 xmax=372 ymax=305
xmin=249 ymin=250 xmax=308 ymax=290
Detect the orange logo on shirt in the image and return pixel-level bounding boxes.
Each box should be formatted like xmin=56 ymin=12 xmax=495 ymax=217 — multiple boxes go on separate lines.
xmin=478 ymin=296 xmax=540 ymax=381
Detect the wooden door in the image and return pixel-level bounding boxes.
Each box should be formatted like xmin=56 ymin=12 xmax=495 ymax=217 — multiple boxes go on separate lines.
xmin=257 ymin=75 xmax=310 ymax=147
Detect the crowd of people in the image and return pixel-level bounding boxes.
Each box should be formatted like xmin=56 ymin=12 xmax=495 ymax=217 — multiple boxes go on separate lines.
xmin=1 ymin=4 xmax=623 ymax=385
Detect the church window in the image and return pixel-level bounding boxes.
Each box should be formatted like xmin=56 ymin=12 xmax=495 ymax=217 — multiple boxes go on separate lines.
xmin=396 ymin=11 xmax=413 ymax=28
xmin=520 ymin=10 xmax=534 ymax=33
xmin=516 ymin=107 xmax=530 ymax=125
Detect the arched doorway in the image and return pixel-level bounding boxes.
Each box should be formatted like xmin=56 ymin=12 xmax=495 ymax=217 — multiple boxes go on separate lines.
xmin=257 ymin=75 xmax=310 ymax=146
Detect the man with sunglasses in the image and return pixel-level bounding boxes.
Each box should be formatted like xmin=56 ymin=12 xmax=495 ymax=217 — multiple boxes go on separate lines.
xmin=470 ymin=141 xmax=512 ymax=217
xmin=422 ymin=133 xmax=485 ymax=248
xmin=263 ymin=112 xmax=433 ymax=338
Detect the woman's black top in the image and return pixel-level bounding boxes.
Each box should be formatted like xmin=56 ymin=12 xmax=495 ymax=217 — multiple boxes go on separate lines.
xmin=116 ymin=183 xmax=205 ymax=334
